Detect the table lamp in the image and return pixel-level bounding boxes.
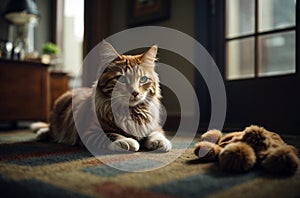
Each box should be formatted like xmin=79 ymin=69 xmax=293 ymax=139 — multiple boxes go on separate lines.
xmin=3 ymin=0 xmax=40 ymax=60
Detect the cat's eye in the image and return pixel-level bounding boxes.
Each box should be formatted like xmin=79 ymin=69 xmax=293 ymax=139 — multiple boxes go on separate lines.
xmin=140 ymin=76 xmax=148 ymax=83
xmin=118 ymin=75 xmax=127 ymax=84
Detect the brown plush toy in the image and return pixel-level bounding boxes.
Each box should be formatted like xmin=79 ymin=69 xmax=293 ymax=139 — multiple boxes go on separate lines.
xmin=194 ymin=125 xmax=299 ymax=175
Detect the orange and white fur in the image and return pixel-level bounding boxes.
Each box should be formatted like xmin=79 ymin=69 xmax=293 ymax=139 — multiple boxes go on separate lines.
xmin=31 ymin=41 xmax=172 ymax=152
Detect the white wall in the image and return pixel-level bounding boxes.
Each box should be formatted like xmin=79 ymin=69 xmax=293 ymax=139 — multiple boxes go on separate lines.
xmin=63 ymin=17 xmax=83 ymax=77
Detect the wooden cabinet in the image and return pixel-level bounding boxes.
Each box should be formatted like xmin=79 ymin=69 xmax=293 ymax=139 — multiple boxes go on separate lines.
xmin=50 ymin=71 xmax=69 ymax=108
xmin=0 ymin=60 xmax=69 ymax=122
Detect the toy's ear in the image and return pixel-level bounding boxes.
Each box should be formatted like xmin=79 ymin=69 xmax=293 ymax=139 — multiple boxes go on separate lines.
xmin=200 ymin=129 xmax=222 ymax=143
xmin=241 ymin=125 xmax=269 ymax=150
xmin=141 ymin=45 xmax=157 ymax=64
xmin=219 ymin=132 xmax=244 ymax=147
xmin=194 ymin=141 xmax=221 ymax=162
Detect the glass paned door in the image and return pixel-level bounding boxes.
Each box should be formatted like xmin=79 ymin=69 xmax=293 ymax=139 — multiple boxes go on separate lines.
xmin=225 ymin=0 xmax=296 ymax=80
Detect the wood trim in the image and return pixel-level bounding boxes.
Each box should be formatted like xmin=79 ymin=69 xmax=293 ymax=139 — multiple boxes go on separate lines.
xmin=297 ymin=0 xmax=299 ymax=74
xmin=83 ymin=0 xmax=110 ymax=58
xmin=82 ymin=0 xmax=110 ymax=87
xmin=254 ymin=0 xmax=259 ymax=77
xmin=0 ymin=59 xmax=49 ymax=67
xmin=51 ymin=0 xmax=64 ymax=49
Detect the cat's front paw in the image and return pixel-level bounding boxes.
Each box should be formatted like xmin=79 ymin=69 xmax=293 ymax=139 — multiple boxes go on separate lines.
xmin=145 ymin=132 xmax=172 ymax=152
xmin=108 ymin=138 xmax=140 ymax=152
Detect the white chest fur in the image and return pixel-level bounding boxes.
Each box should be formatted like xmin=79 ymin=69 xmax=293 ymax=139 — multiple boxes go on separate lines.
xmin=113 ymin=102 xmax=161 ymax=140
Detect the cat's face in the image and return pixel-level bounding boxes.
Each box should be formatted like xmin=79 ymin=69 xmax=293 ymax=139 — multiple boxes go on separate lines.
xmin=98 ymin=43 xmax=160 ymax=107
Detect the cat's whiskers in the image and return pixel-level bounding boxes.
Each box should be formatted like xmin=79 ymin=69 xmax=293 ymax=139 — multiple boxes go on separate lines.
xmin=110 ymin=100 xmax=125 ymax=107
xmin=108 ymin=95 xmax=127 ymax=102
xmin=143 ymin=96 xmax=153 ymax=105
xmin=110 ymin=94 xmax=128 ymax=100
xmin=109 ymin=95 xmax=132 ymax=107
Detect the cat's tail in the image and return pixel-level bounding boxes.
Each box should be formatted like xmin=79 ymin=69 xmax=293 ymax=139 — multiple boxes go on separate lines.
xmin=30 ymin=122 xmax=50 ymax=141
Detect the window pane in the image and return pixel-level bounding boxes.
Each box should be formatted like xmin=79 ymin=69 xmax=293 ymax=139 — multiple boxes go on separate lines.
xmin=63 ymin=0 xmax=84 ymax=79
xmin=226 ymin=0 xmax=255 ymax=38
xmin=259 ymin=0 xmax=296 ymax=32
xmin=226 ymin=38 xmax=255 ymax=80
xmin=258 ymin=31 xmax=295 ymax=77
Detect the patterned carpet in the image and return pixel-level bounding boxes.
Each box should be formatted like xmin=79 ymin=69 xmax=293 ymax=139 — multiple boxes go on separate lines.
xmin=0 ymin=130 xmax=300 ymax=198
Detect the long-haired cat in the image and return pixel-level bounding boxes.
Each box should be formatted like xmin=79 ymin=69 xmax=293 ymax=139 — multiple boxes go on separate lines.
xmin=32 ymin=41 xmax=172 ymax=152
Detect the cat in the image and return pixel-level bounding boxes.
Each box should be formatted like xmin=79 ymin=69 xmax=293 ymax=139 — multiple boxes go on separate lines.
xmin=31 ymin=41 xmax=172 ymax=152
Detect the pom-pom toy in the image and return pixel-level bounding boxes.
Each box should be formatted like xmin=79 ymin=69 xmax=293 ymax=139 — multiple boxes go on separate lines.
xmin=194 ymin=125 xmax=299 ymax=175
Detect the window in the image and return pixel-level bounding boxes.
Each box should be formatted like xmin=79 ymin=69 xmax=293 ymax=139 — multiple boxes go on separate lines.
xmin=225 ymin=0 xmax=296 ymax=80
xmin=63 ymin=0 xmax=84 ymax=80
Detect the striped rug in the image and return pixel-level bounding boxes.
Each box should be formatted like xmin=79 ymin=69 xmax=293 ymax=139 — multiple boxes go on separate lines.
xmin=0 ymin=130 xmax=299 ymax=198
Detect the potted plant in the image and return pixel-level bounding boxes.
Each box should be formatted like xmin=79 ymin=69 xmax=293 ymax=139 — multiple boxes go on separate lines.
xmin=42 ymin=42 xmax=60 ymax=55
xmin=41 ymin=42 xmax=61 ymax=65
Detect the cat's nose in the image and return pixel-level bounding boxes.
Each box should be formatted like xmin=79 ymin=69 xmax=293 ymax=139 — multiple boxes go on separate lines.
xmin=132 ymin=91 xmax=139 ymax=97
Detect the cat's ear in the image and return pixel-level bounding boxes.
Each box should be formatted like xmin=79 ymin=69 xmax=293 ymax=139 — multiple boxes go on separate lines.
xmin=100 ymin=40 xmax=120 ymax=61
xmin=141 ymin=45 xmax=157 ymax=64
